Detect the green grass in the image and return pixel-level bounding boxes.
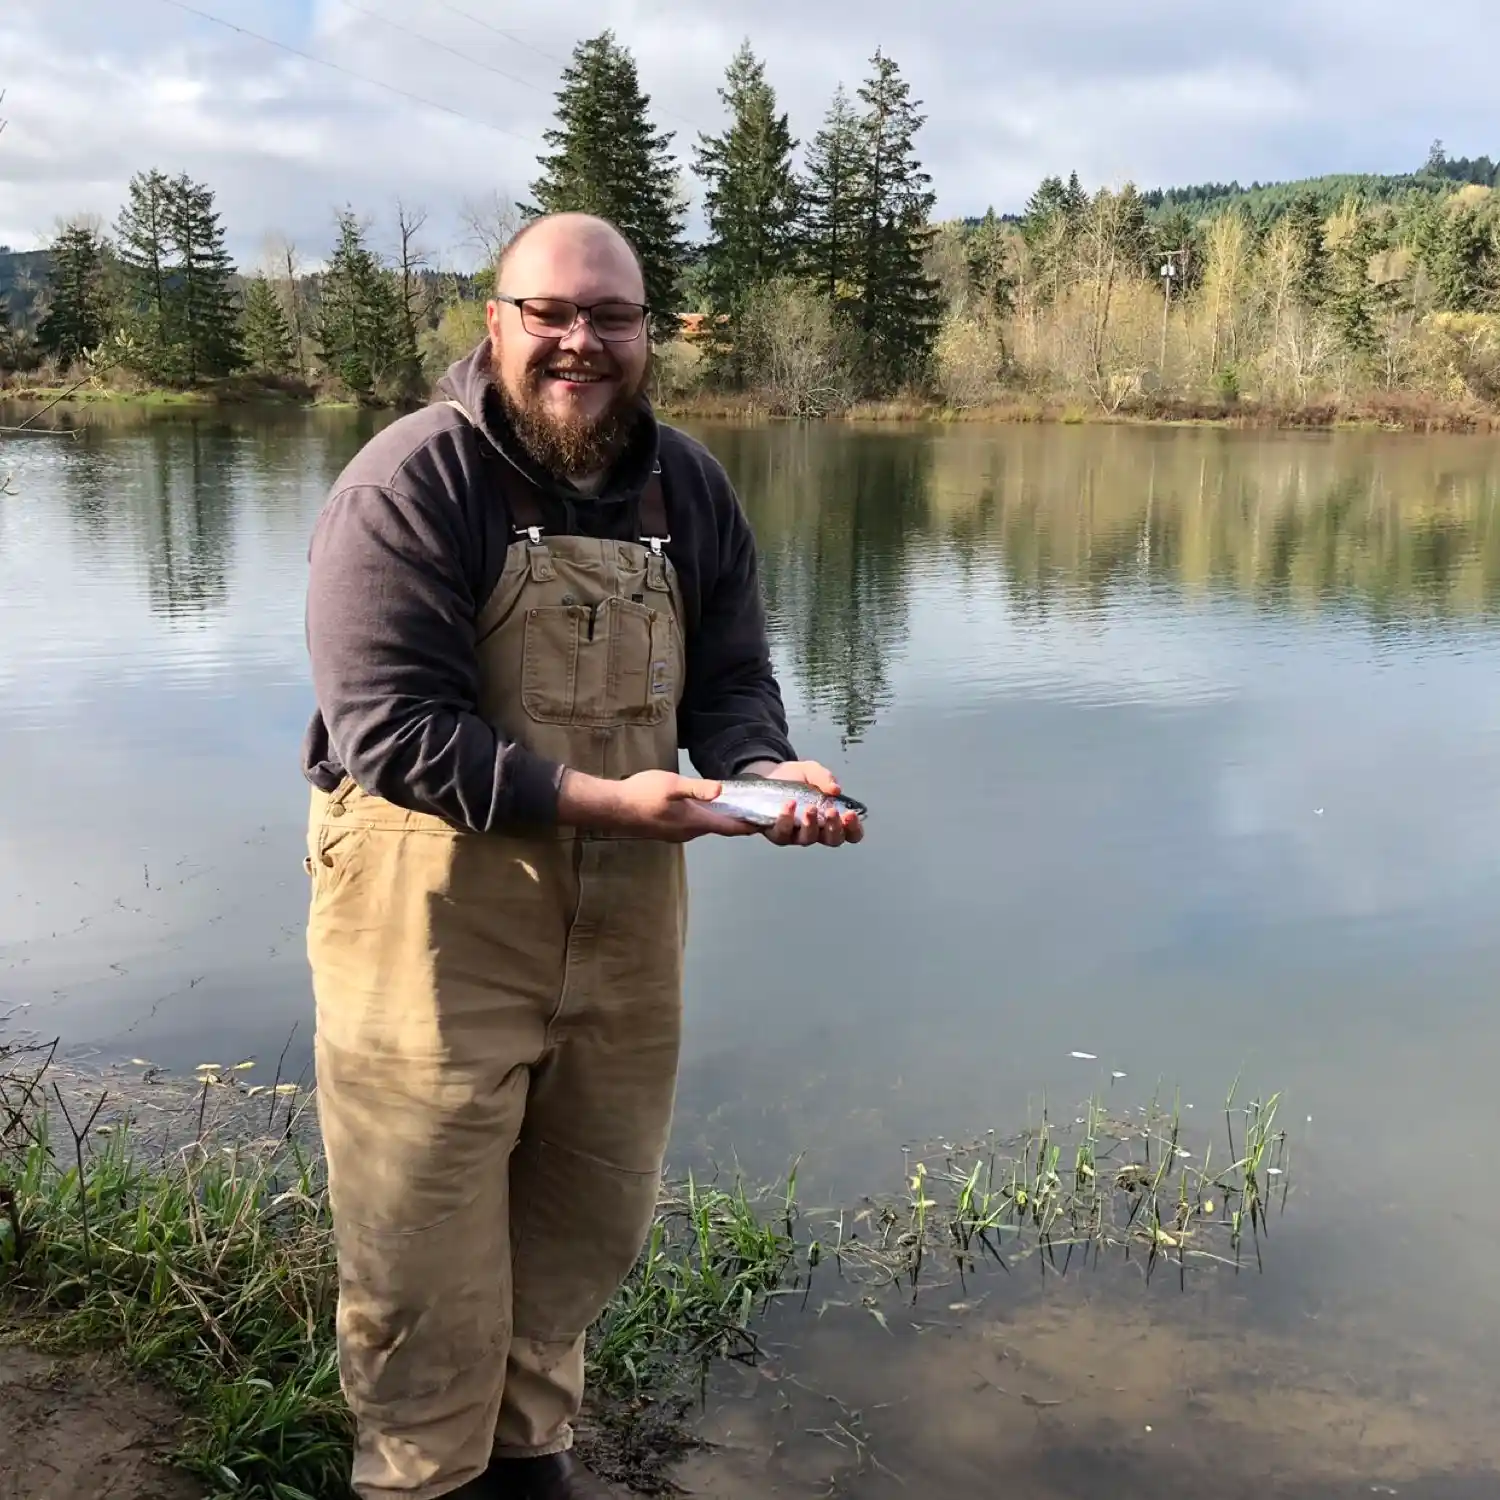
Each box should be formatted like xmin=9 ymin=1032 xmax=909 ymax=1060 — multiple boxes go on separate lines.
xmin=0 ymin=1048 xmax=804 ymax=1500
xmin=830 ymin=1079 xmax=1292 ymax=1296
xmin=2 ymin=1040 xmax=1294 ymax=1498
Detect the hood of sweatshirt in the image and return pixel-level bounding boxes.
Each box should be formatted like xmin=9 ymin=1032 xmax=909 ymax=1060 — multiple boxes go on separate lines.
xmin=433 ymin=337 xmax=661 ymax=509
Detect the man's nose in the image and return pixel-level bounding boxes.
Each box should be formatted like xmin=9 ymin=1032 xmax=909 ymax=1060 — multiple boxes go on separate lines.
xmin=559 ymin=312 xmax=603 ymax=355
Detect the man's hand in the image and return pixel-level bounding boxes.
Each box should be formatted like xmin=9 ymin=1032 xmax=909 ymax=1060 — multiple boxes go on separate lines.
xmin=740 ymin=759 xmax=865 ymax=849
xmin=557 ymin=768 xmax=760 ymax=843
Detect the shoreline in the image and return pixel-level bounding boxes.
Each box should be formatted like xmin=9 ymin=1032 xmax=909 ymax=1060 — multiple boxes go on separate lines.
xmin=1 ymin=1034 xmax=1290 ymax=1498
xmin=4 ymin=380 xmax=1498 ymax=435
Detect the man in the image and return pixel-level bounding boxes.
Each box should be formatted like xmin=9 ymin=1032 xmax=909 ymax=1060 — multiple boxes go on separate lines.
xmin=301 ymin=211 xmax=862 ymax=1500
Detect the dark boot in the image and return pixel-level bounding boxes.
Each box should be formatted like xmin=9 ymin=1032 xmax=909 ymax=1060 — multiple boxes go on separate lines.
xmin=486 ymin=1451 xmax=628 ymax=1499
xmin=440 ymin=1474 xmax=509 ymax=1499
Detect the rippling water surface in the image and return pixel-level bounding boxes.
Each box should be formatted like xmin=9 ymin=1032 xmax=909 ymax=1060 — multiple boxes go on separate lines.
xmin=3 ymin=408 xmax=1498 ymax=1496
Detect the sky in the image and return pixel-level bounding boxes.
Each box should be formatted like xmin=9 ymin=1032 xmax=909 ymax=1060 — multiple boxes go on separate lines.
xmin=3 ymin=0 xmax=1498 ymax=270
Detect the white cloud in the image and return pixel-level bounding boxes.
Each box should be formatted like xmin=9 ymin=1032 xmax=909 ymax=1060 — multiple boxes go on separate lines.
xmin=1 ymin=0 xmax=1496 ymax=265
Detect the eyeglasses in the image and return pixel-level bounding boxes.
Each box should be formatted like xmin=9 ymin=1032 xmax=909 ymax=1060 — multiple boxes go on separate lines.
xmin=495 ymin=295 xmax=650 ymax=343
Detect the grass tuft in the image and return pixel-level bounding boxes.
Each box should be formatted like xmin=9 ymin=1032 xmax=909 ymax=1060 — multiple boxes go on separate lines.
xmin=0 ymin=1040 xmax=801 ymax=1499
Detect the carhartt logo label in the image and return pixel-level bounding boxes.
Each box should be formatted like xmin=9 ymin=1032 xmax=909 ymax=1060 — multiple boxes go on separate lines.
xmin=650 ymin=660 xmax=669 ymax=695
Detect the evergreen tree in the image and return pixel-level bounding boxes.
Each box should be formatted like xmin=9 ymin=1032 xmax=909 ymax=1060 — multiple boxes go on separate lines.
xmin=693 ymin=39 xmax=800 ymax=359
xmin=113 ymin=169 xmax=176 ymax=378
xmin=849 ymin=49 xmax=941 ymax=390
xmin=800 ymin=85 xmax=861 ymax=303
xmin=527 ymin=32 xmax=686 ymax=319
xmin=165 ymin=172 xmax=240 ymax=380
xmin=113 ymin=169 xmax=240 ymax=382
xmin=1151 ymin=205 xmax=1203 ymax=293
xmin=1324 ymin=202 xmax=1381 ymax=357
xmin=1021 ymin=173 xmax=1087 ymax=302
xmin=1429 ymin=205 xmax=1495 ymax=312
xmin=1281 ymin=191 xmax=1331 ymax=309
xmin=37 ymin=224 xmax=111 ymax=365
xmin=0 ymin=293 xmax=30 ymax=373
xmin=318 ymin=210 xmax=405 ymax=402
xmin=240 ymin=273 xmax=295 ymax=376
xmin=966 ymin=207 xmax=1015 ymax=314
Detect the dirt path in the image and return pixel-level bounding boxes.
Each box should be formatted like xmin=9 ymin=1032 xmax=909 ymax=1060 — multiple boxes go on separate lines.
xmin=0 ymin=1345 xmax=203 ymax=1500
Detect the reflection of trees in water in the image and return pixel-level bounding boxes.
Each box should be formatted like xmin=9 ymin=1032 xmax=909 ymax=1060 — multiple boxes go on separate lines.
xmin=925 ymin=429 xmax=1500 ymax=626
xmin=137 ymin=422 xmax=236 ymax=617
xmin=717 ymin=425 xmax=931 ymax=745
xmin=56 ymin=407 xmax=384 ymax=623
xmin=62 ymin=418 xmax=238 ymax=618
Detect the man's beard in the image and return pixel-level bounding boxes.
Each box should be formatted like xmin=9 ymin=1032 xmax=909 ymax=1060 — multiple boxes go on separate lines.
xmin=494 ymin=339 xmax=651 ymax=479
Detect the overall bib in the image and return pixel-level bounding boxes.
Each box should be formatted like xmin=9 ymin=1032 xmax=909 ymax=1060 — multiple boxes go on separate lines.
xmin=306 ymin=411 xmax=688 ymax=1498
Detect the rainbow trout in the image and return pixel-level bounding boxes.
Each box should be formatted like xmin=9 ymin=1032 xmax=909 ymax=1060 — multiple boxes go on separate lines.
xmin=709 ymin=773 xmax=867 ymax=829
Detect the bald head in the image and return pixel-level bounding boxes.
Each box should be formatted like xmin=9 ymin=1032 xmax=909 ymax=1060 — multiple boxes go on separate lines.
xmin=494 ymin=213 xmax=646 ymax=306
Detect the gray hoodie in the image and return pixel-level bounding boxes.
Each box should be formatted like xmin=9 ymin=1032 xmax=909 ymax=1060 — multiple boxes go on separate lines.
xmin=300 ymin=340 xmax=796 ymax=831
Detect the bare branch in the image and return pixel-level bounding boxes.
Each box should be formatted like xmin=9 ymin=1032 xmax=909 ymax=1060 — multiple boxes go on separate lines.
xmin=456 ymin=189 xmax=520 ymax=275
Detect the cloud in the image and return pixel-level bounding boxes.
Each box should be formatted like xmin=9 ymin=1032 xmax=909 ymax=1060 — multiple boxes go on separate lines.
xmin=1 ymin=0 xmax=1496 ymax=265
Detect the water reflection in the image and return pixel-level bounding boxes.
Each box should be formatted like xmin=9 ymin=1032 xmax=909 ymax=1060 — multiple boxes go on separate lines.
xmin=689 ymin=422 xmax=1500 ymax=744
xmin=715 ymin=426 xmax=933 ymax=745
xmin=3 ymin=407 xmax=1500 ymax=1495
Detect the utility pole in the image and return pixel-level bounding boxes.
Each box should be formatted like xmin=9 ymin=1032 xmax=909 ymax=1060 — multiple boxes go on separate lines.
xmin=1158 ymin=247 xmax=1185 ymax=377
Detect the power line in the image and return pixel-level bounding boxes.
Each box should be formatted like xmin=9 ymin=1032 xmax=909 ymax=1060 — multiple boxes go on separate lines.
xmin=417 ymin=0 xmax=711 ymax=137
xmin=154 ymin=0 xmax=538 ymax=147
xmin=335 ymin=0 xmax=556 ymax=104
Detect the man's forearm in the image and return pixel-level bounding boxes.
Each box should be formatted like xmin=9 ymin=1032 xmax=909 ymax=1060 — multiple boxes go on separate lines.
xmin=555 ymin=769 xmax=631 ymax=832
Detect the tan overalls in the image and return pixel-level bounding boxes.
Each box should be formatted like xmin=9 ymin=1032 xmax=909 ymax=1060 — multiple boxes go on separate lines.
xmin=305 ymin=409 xmax=688 ymax=1499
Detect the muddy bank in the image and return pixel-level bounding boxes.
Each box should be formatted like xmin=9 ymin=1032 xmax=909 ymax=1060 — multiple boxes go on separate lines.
xmin=0 ymin=1343 xmax=200 ymax=1500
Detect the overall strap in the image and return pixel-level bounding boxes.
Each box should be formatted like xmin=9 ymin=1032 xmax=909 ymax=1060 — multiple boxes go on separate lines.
xmin=444 ymin=397 xmax=546 ymax=541
xmin=637 ymin=465 xmax=670 ymax=557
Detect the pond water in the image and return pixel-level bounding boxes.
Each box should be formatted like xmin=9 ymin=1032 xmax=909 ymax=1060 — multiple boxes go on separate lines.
xmin=3 ymin=406 xmax=1499 ymax=1496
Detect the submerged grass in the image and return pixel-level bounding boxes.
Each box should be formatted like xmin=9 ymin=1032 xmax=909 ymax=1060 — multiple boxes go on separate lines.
xmin=830 ymin=1078 xmax=1293 ymax=1299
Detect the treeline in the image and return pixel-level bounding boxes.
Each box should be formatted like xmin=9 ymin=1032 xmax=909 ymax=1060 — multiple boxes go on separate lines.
xmin=917 ymin=168 xmax=1500 ymax=414
xmin=5 ymin=27 xmax=1499 ymax=418
xmin=2 ymin=170 xmax=484 ymax=404
xmin=1 ymin=28 xmax=944 ymax=409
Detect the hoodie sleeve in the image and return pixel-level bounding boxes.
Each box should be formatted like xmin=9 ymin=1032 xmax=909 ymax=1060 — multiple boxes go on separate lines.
xmin=676 ymin=457 xmax=798 ymax=778
xmin=306 ymin=477 xmax=563 ymax=831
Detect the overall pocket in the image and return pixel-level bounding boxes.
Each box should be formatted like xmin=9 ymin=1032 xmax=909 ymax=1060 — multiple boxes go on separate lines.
xmin=520 ymin=604 xmax=585 ymax=724
xmin=521 ymin=597 xmax=677 ymax=727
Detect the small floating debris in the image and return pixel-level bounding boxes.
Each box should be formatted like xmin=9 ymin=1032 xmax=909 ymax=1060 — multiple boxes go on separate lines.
xmin=1112 ymin=1071 xmax=1127 ymax=1079
xmin=1069 ymin=1051 xmax=1098 ymax=1061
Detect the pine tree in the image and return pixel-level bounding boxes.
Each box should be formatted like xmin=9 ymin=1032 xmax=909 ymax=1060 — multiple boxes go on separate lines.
xmin=37 ymin=224 xmax=111 ymax=365
xmin=113 ymin=169 xmax=176 ymax=379
xmin=240 ymin=274 xmax=295 ymax=376
xmin=1429 ymin=205 xmax=1495 ymax=312
xmin=318 ymin=210 xmax=405 ymax=402
xmin=1021 ymin=173 xmax=1087 ymax=303
xmin=966 ymin=208 xmax=1015 ymax=315
xmin=800 ymin=85 xmax=862 ymax=303
xmin=526 ymin=32 xmax=687 ymax=319
xmin=693 ymin=39 xmax=800 ymax=359
xmin=165 ymin=172 xmax=240 ymax=380
xmin=1282 ymin=191 xmax=1330 ymax=309
xmin=1324 ymin=200 xmax=1380 ymax=358
xmin=849 ymin=49 xmax=941 ymax=391
xmin=113 ymin=170 xmax=241 ymax=382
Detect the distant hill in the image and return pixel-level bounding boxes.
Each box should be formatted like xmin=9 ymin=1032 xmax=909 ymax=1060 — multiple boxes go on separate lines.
xmin=966 ymin=144 xmax=1498 ymax=229
xmin=1142 ymin=150 xmax=1498 ymax=221
xmin=0 ymin=249 xmax=49 ymax=330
